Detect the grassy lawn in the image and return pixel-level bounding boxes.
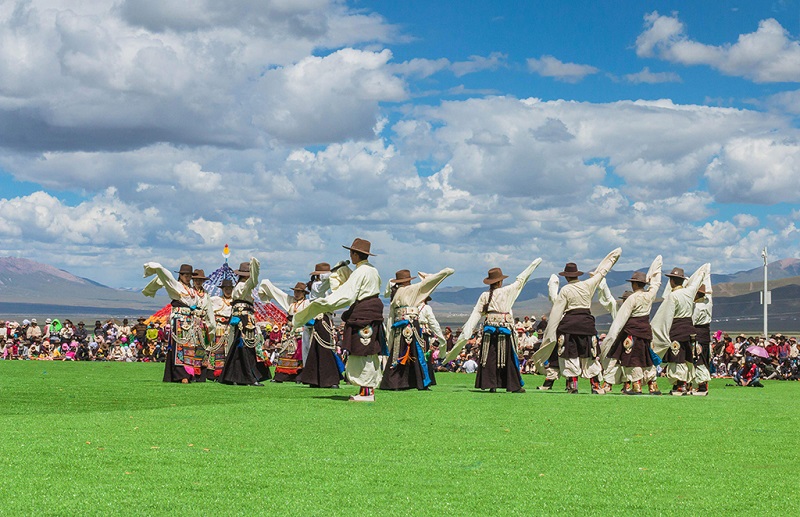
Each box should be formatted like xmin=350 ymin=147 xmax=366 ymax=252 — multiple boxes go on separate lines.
xmin=1 ymin=361 xmax=798 ymax=516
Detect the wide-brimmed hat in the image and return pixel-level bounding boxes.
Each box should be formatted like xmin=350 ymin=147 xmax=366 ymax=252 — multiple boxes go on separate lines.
xmin=220 ymin=279 xmax=234 ymax=288
xmin=234 ymin=262 xmax=251 ymax=277
xmin=291 ymin=282 xmax=310 ymax=294
xmin=390 ymin=269 xmax=416 ymax=285
xmin=311 ymin=263 xmax=331 ymax=275
xmin=620 ymin=290 xmax=633 ymax=301
xmin=342 ymin=238 xmax=375 ymax=256
xmin=175 ymin=264 xmax=193 ymax=275
xmin=483 ymin=267 xmax=509 ymax=285
xmin=665 ymin=267 xmax=686 ymax=279
xmin=192 ymin=269 xmax=208 ymax=280
xmin=627 ymin=271 xmax=647 ymax=284
xmin=697 ymin=284 xmax=707 ymax=295
xmin=559 ymin=263 xmax=584 ymax=278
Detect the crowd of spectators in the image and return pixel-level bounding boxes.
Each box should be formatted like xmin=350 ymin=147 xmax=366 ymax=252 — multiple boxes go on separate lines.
xmin=2 ymin=313 xmax=799 ymax=388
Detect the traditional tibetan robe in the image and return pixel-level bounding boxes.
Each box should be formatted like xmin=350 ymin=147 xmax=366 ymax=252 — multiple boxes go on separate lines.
xmin=692 ymin=271 xmax=713 ymax=385
xmin=418 ymin=299 xmax=447 ymax=385
xmin=208 ymin=294 xmax=233 ymax=379
xmin=651 ymin=263 xmax=711 ymax=385
xmin=220 ymin=258 xmax=271 ymax=385
xmin=299 ymin=272 xmax=345 ymax=388
xmin=380 ymin=268 xmax=454 ymax=391
xmin=535 ymin=248 xmax=621 ymax=379
xmin=143 ymin=263 xmax=213 ymax=383
xmin=293 ymin=260 xmax=384 ymax=388
xmin=602 ymin=256 xmax=662 ymax=383
xmin=454 ymin=259 xmax=542 ymax=392
xmin=258 ymin=280 xmax=307 ymax=383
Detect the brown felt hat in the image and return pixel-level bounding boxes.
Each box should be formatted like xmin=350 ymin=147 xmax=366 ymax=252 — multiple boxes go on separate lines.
xmin=342 ymin=238 xmax=375 ymax=256
xmin=483 ymin=268 xmax=509 ymax=285
xmin=311 ymin=263 xmax=331 ymax=275
xmin=697 ymin=284 xmax=707 ymax=295
xmin=620 ymin=290 xmax=633 ymax=301
xmin=390 ymin=269 xmax=416 ymax=285
xmin=192 ymin=269 xmax=208 ymax=280
xmin=665 ymin=267 xmax=686 ymax=280
xmin=558 ymin=262 xmax=584 ymax=278
xmin=175 ymin=264 xmax=193 ymax=275
xmin=234 ymin=262 xmax=251 ymax=277
xmin=220 ymin=279 xmax=234 ymax=288
xmin=291 ymin=282 xmax=310 ymax=294
xmin=627 ymin=271 xmax=647 ymax=284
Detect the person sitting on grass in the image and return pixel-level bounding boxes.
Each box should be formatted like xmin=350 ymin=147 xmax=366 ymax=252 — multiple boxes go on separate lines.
xmin=734 ymin=359 xmax=763 ymax=387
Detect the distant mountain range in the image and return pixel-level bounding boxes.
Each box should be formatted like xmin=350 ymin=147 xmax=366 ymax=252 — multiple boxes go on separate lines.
xmin=0 ymin=256 xmax=798 ymax=331
xmin=0 ymin=257 xmax=163 ymax=318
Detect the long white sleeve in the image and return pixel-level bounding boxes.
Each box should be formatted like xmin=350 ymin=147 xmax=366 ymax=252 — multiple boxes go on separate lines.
xmin=596 ymin=278 xmax=617 ymax=318
xmin=258 ymin=279 xmax=292 ymax=312
xmin=547 ymin=274 xmax=560 ymax=305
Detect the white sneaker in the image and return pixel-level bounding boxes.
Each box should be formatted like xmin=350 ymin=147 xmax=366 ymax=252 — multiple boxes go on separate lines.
xmin=348 ymin=394 xmax=375 ymax=402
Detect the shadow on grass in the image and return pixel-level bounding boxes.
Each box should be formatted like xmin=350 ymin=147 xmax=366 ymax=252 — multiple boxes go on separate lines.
xmin=311 ymin=395 xmax=352 ymax=401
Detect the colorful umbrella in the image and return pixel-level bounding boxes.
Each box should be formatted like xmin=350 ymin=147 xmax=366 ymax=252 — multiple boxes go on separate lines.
xmin=745 ymin=345 xmax=769 ymax=359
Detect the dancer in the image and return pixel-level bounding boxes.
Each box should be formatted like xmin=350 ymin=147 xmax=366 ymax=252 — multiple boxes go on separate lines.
xmin=418 ymin=292 xmax=447 ymax=385
xmin=534 ymin=248 xmax=622 ymax=394
xmin=536 ymin=274 xmax=563 ymax=390
xmin=220 ymin=258 xmax=271 ymax=386
xmin=142 ymin=262 xmax=215 ymax=383
xmin=208 ymin=279 xmax=235 ymax=380
xmin=380 ymin=267 xmax=454 ymax=391
xmin=259 ymin=281 xmax=308 ymax=383
xmin=600 ymin=255 xmax=662 ymax=395
xmin=651 ymin=263 xmax=711 ymax=396
xmin=691 ymin=271 xmax=713 ymax=396
xmin=300 ymin=262 xmax=346 ymax=388
xmin=293 ymin=238 xmax=384 ymax=401
xmin=190 ymin=269 xmax=213 ymax=382
xmin=447 ymin=258 xmax=542 ymax=393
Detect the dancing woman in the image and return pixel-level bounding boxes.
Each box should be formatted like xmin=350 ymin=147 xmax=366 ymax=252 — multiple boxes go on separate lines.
xmin=220 ymin=258 xmax=271 ymax=386
xmin=142 ymin=263 xmax=215 ymax=383
xmin=380 ymin=267 xmax=454 ymax=391
xmin=447 ymin=258 xmax=542 ymax=393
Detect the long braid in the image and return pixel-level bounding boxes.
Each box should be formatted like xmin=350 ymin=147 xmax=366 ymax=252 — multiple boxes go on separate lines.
xmin=482 ymin=284 xmax=497 ymax=314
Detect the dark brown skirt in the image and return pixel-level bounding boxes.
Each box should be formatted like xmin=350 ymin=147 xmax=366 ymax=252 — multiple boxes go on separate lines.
xmin=475 ymin=333 xmax=522 ymax=392
xmin=162 ymin=345 xmax=191 ymax=383
xmin=299 ymin=342 xmax=341 ymax=387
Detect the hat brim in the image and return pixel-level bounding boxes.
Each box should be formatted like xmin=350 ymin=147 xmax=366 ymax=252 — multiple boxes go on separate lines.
xmin=342 ymin=245 xmax=376 ymax=256
xmin=558 ymin=271 xmax=584 ymax=278
xmin=483 ymin=275 xmax=509 ymax=285
xmin=390 ymin=276 xmax=417 ymax=285
xmin=627 ymin=277 xmax=646 ymax=283
xmin=192 ymin=276 xmax=209 ymax=281
xmin=234 ymin=271 xmax=251 ymax=277
xmin=311 ymin=270 xmax=331 ymax=276
xmin=665 ymin=273 xmax=687 ymax=280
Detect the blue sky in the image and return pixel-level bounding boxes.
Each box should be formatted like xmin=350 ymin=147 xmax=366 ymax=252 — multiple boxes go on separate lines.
xmin=0 ymin=0 xmax=798 ymax=288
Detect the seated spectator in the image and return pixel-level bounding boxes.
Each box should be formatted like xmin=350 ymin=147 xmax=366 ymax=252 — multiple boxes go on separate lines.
xmin=734 ymin=359 xmax=764 ymax=387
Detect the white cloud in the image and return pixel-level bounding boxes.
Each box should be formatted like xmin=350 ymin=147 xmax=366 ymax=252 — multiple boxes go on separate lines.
xmin=526 ymin=55 xmax=599 ymax=83
xmin=705 ymin=136 xmax=800 ymax=203
xmin=623 ymin=67 xmax=681 ymax=84
xmin=636 ymin=12 xmax=800 ymax=83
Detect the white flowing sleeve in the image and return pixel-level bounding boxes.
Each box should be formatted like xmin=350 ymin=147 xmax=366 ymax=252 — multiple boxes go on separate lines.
xmin=257 ymin=279 xmax=292 ymax=312
xmin=585 ymin=248 xmax=622 ymax=292
xmin=445 ymin=294 xmax=485 ymax=363
xmin=645 ymin=255 xmax=663 ymax=304
xmin=508 ymin=258 xmax=542 ymax=305
xmin=596 ymin=278 xmax=617 ymax=318
xmin=142 ymin=262 xmax=184 ymax=301
xmin=547 ymin=274 xmax=560 ymax=305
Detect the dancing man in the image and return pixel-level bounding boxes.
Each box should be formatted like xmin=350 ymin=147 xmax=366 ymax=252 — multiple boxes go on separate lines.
xmin=651 ymin=263 xmax=711 ymax=396
xmin=600 ymin=255 xmax=662 ymax=395
xmin=534 ymin=248 xmax=622 ymax=394
xmin=293 ymin=239 xmax=384 ymax=401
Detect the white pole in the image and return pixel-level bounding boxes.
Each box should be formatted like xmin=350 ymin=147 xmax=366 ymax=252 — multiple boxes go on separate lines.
xmin=762 ymin=247 xmax=768 ymax=339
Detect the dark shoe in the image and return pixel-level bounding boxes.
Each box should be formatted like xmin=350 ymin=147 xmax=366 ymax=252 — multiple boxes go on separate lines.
xmin=329 ymin=384 xmax=339 ymax=389
xmin=252 ymin=382 xmax=265 ymax=387
xmin=489 ymin=388 xmax=497 ymax=393
xmin=537 ymin=378 xmax=555 ymax=390
xmin=512 ymin=388 xmax=526 ymax=393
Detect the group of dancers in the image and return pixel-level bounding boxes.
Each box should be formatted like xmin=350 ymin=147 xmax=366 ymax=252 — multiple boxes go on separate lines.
xmin=143 ymin=238 xmax=713 ymax=401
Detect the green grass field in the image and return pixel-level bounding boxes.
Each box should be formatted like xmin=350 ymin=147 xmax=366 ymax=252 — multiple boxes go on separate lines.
xmin=1 ymin=362 xmax=798 ymax=516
